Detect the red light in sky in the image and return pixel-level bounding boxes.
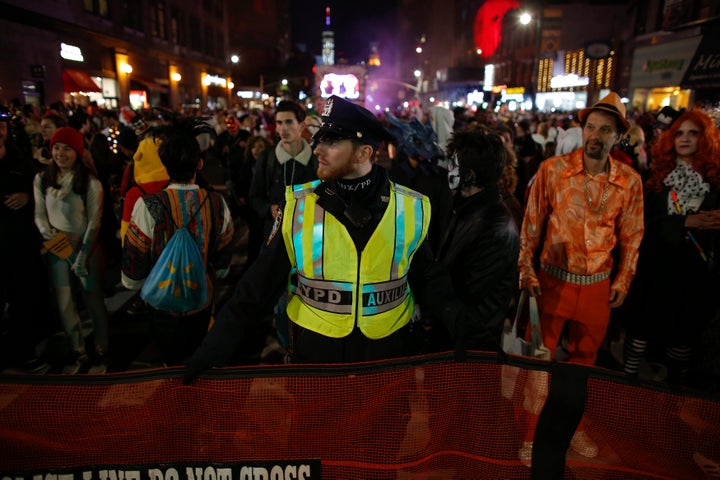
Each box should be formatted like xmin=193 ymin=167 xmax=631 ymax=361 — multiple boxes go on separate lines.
xmin=473 ymin=0 xmax=520 ymax=59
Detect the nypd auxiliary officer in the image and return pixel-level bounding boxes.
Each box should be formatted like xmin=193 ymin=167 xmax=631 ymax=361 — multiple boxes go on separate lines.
xmin=185 ymin=96 xmax=461 ymax=379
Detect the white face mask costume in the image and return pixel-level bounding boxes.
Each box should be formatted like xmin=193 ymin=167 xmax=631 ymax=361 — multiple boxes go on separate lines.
xmin=305 ymin=115 xmax=322 ymax=137
xmin=447 ymin=152 xmax=460 ymax=190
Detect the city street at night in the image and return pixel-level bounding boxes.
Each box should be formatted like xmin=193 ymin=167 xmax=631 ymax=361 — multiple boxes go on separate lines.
xmin=2 ymin=1 xmax=720 ymax=478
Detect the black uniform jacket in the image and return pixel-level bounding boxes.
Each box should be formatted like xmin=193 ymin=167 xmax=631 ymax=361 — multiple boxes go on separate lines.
xmin=184 ymin=165 xmax=460 ymax=378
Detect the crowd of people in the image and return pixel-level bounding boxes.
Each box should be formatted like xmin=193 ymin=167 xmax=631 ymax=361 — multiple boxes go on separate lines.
xmin=1 ymin=94 xmax=719 ymax=405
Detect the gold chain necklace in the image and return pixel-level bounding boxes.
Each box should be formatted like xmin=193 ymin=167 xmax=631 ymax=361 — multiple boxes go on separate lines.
xmin=584 ymin=169 xmax=609 ymax=214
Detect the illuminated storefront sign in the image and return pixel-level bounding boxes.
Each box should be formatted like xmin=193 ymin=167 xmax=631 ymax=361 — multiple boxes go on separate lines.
xmin=467 ymin=90 xmax=484 ymax=105
xmin=60 ymin=43 xmax=84 ymax=62
xmin=129 ymin=90 xmax=148 ymax=110
xmin=319 ymin=73 xmax=360 ymax=99
xmin=203 ymin=74 xmax=227 ymax=87
xmin=550 ymin=74 xmax=590 ymax=89
xmin=681 ymin=30 xmax=720 ymax=89
xmin=236 ymin=90 xmax=261 ymax=99
xmin=630 ymin=36 xmax=702 ymax=88
xmin=536 ymin=91 xmax=589 ymax=112
xmin=483 ymin=64 xmax=495 ymax=91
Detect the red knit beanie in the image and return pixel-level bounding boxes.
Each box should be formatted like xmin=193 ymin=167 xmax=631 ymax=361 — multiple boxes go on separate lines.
xmin=50 ymin=127 xmax=84 ymax=157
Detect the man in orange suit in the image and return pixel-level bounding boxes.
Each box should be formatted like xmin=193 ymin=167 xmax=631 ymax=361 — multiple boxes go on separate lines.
xmin=517 ymin=92 xmax=644 ymax=463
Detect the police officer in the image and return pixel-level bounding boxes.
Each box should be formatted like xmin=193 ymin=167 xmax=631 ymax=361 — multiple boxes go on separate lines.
xmin=184 ymin=96 xmax=463 ymax=379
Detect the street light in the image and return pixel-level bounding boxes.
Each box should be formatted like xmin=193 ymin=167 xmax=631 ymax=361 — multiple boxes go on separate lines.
xmin=230 ymin=54 xmax=239 ymax=64
xmin=518 ymin=10 xmax=542 ymax=111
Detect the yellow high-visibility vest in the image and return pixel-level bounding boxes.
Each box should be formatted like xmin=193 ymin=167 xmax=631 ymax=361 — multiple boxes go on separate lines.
xmin=282 ymin=180 xmax=431 ymax=339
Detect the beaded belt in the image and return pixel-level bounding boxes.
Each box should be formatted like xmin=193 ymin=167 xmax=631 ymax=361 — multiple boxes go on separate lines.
xmin=541 ymin=264 xmax=610 ymax=285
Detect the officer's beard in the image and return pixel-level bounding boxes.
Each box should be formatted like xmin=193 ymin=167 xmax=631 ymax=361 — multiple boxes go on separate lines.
xmin=317 ymin=153 xmax=356 ymax=181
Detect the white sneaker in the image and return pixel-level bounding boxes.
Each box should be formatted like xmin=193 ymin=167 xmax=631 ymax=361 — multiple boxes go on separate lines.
xmin=693 ymin=452 xmax=720 ymax=478
xmin=88 ymin=362 xmax=107 ymax=374
xmin=23 ymin=358 xmax=51 ymax=374
xmin=88 ymin=352 xmax=108 ymax=374
xmin=518 ymin=441 xmax=533 ymax=467
xmin=570 ymin=430 xmax=599 ymax=458
xmin=62 ymin=352 xmax=88 ymax=374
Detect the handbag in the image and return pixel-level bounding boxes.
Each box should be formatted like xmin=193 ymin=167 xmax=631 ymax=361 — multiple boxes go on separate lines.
xmin=502 ymin=291 xmax=530 ymax=357
xmin=502 ymin=291 xmax=550 ymax=359
xmin=525 ymin=292 xmax=551 ymax=361
xmin=520 ymin=292 xmax=552 ymax=414
xmin=501 ymin=291 xmax=551 ymax=399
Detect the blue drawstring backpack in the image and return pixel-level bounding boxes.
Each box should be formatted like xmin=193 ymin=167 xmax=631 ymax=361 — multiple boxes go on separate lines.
xmin=141 ymin=193 xmax=209 ymax=313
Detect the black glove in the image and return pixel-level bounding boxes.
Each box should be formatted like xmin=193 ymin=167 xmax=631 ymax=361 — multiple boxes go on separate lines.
xmin=182 ymin=297 xmax=252 ymax=384
xmin=183 ymin=356 xmax=210 ymax=385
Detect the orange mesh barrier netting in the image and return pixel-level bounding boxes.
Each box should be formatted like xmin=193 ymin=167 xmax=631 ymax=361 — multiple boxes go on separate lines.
xmin=0 ymin=352 xmax=718 ymax=479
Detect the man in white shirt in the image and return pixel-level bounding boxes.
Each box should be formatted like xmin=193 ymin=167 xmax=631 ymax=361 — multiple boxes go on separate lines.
xmin=555 ymin=115 xmax=583 ymax=155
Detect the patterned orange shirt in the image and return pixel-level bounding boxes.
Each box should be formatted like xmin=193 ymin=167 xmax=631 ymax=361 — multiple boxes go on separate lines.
xmin=519 ymin=148 xmax=644 ymax=294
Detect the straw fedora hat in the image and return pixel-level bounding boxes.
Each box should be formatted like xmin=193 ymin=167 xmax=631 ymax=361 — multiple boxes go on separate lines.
xmin=578 ymin=92 xmax=631 ymax=134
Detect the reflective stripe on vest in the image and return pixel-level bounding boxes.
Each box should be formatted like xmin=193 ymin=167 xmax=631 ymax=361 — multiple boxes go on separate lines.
xmin=282 ymin=180 xmax=430 ymax=339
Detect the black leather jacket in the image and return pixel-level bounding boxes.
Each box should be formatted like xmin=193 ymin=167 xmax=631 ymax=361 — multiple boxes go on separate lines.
xmin=435 ymin=185 xmax=520 ymax=351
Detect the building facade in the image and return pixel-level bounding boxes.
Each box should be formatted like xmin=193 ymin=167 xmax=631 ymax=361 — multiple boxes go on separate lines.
xmin=488 ymin=1 xmax=631 ymax=113
xmin=626 ymin=0 xmax=720 ymax=112
xmin=485 ymin=0 xmax=720 ymax=114
xmin=0 ymin=0 xmax=235 ymax=111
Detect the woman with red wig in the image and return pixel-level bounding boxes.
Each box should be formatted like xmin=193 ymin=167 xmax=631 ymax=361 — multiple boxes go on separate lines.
xmin=624 ymin=109 xmax=720 ymax=384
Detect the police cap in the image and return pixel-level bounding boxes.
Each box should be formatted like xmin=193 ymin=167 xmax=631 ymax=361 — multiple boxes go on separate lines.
xmin=313 ymin=95 xmax=393 ymax=150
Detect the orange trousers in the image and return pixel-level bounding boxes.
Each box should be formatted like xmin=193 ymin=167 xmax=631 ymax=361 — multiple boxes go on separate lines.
xmin=523 ymin=269 xmax=612 ymax=441
xmin=535 ymin=269 xmax=611 ymax=365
